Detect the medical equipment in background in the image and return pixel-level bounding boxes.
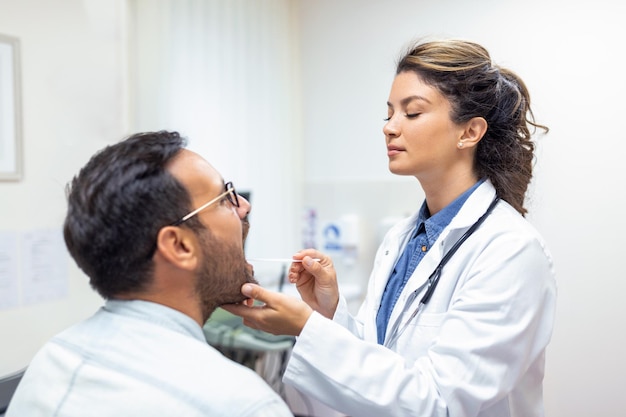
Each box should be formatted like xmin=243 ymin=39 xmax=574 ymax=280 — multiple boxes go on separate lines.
xmin=319 ymin=214 xmax=361 ymax=267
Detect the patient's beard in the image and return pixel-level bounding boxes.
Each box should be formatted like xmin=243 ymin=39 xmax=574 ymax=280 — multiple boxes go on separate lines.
xmin=195 ymin=231 xmax=257 ymax=322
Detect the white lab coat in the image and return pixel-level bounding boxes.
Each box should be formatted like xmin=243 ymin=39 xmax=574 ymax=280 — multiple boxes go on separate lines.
xmin=283 ymin=180 xmax=557 ymax=417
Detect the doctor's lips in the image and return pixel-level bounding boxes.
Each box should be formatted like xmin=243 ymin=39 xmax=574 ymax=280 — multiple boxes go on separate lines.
xmin=387 ymin=145 xmax=404 ymax=156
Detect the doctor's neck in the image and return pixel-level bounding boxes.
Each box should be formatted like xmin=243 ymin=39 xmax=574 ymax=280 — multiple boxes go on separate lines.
xmin=420 ymin=174 xmax=480 ymax=215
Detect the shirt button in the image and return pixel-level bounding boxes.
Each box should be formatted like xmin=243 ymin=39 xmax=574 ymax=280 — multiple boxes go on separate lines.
xmin=421 ymin=245 xmax=427 ymax=252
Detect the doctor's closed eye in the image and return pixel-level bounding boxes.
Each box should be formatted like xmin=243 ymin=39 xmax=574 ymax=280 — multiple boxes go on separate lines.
xmin=383 ymin=113 xmax=421 ymax=121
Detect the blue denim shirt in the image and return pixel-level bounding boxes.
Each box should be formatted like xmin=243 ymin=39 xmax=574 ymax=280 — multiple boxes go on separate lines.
xmin=376 ymin=181 xmax=483 ymax=344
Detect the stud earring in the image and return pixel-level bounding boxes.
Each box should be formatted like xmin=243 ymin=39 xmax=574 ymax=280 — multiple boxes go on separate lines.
xmin=457 ymin=141 xmax=464 ymax=148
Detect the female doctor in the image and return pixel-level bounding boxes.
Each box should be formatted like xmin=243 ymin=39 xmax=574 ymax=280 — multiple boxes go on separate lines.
xmin=223 ymin=38 xmax=557 ymax=417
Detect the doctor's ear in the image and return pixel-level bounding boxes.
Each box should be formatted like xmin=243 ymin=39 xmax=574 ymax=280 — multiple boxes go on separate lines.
xmin=458 ymin=117 xmax=488 ymax=149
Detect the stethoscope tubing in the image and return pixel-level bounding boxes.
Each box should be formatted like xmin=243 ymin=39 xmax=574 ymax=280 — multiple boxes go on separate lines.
xmin=384 ymin=196 xmax=500 ymax=348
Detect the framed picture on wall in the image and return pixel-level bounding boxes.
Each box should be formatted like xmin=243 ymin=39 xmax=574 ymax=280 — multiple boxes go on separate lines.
xmin=0 ymin=33 xmax=22 ymax=181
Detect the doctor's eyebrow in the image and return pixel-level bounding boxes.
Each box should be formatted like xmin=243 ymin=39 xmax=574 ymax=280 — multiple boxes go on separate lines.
xmin=387 ymin=95 xmax=433 ymax=108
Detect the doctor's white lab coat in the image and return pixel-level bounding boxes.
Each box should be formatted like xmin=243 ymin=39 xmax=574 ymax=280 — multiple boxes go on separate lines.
xmin=283 ymin=181 xmax=557 ymax=417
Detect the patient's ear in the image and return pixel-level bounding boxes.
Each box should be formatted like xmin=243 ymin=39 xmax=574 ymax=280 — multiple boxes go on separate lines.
xmin=155 ymin=226 xmax=198 ymax=271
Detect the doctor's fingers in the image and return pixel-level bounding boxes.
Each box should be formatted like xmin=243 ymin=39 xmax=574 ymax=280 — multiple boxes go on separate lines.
xmin=292 ymin=249 xmax=331 ymax=266
xmin=221 ymin=300 xmax=281 ymax=330
xmin=240 ymin=283 xmax=275 ymax=303
xmin=221 ymin=284 xmax=278 ymax=315
xmin=301 ymin=255 xmax=337 ymax=285
xmin=239 ymin=283 xmax=310 ymax=318
xmin=288 ymin=266 xmax=314 ymax=284
xmin=242 ymin=300 xmax=312 ymax=336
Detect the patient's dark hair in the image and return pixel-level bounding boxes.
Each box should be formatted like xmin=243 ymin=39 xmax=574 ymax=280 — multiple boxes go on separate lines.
xmin=63 ymin=130 xmax=200 ymax=298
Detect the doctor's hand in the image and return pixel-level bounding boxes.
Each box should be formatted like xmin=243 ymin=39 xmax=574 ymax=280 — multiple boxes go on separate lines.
xmin=221 ymin=284 xmax=313 ymax=336
xmin=289 ymin=249 xmax=339 ymax=319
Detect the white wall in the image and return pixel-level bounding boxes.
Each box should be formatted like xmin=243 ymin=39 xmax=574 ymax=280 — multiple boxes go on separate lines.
xmin=297 ymin=0 xmax=626 ymax=416
xmin=128 ymin=0 xmax=304 ymax=285
xmin=1 ymin=0 xmax=625 ymax=415
xmin=0 ymin=0 xmax=127 ymax=375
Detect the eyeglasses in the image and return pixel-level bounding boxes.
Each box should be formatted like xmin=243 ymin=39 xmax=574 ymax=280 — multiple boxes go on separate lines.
xmin=171 ymin=181 xmax=240 ymax=226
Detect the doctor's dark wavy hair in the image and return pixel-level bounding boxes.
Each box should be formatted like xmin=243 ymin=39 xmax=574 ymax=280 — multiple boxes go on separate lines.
xmin=63 ymin=131 xmax=202 ymax=299
xmin=396 ymin=39 xmax=549 ymax=216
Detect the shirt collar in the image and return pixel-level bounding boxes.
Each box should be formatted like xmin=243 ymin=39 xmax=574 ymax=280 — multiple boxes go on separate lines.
xmin=104 ymin=299 xmax=206 ymax=343
xmin=415 ymin=179 xmax=485 ymax=246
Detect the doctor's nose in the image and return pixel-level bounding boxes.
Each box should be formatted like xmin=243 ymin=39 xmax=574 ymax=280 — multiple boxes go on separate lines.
xmin=383 ymin=117 xmax=400 ymax=139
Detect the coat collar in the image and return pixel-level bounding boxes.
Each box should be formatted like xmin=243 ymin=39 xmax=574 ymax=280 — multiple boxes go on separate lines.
xmin=374 ymin=180 xmax=498 ymax=333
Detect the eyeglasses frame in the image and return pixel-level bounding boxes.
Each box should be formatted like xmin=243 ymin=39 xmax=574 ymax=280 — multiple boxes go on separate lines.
xmin=171 ymin=181 xmax=239 ymax=226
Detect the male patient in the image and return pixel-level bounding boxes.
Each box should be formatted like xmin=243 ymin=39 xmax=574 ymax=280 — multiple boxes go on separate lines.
xmin=6 ymin=131 xmax=293 ymax=416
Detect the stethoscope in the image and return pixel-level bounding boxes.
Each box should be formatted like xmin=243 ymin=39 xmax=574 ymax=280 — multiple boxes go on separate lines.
xmin=384 ymin=195 xmax=500 ymax=348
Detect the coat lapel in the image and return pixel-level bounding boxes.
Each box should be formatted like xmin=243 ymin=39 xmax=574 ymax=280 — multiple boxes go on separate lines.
xmin=382 ymin=180 xmax=498 ymax=340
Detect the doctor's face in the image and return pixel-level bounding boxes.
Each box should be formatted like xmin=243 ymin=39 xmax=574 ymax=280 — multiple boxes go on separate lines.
xmin=383 ymin=71 xmax=466 ymax=182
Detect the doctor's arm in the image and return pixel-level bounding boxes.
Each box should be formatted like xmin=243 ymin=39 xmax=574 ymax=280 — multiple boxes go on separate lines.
xmin=222 ymin=250 xmax=344 ymax=336
xmin=223 ymin=248 xmax=368 ymax=341
xmin=281 ymin=235 xmax=557 ymax=417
